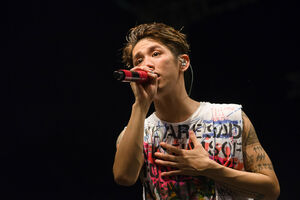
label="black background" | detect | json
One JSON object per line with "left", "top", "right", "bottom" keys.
{"left": 4, "top": 0, "right": 299, "bottom": 199}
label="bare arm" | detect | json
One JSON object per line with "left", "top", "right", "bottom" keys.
{"left": 207, "top": 112, "right": 280, "bottom": 199}
{"left": 113, "top": 102, "right": 146, "bottom": 186}
{"left": 225, "top": 111, "right": 280, "bottom": 199}
{"left": 113, "top": 67, "right": 158, "bottom": 186}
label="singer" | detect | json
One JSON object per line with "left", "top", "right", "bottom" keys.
{"left": 113, "top": 23, "right": 280, "bottom": 200}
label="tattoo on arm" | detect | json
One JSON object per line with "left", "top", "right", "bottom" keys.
{"left": 249, "top": 144, "right": 274, "bottom": 173}
{"left": 246, "top": 124, "right": 260, "bottom": 145}
{"left": 242, "top": 111, "right": 259, "bottom": 146}
{"left": 226, "top": 111, "right": 278, "bottom": 199}
{"left": 242, "top": 112, "right": 275, "bottom": 173}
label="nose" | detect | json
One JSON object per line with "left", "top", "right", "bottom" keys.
{"left": 143, "top": 56, "right": 155, "bottom": 70}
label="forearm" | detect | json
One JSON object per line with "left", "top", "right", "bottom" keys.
{"left": 113, "top": 102, "right": 147, "bottom": 186}
{"left": 206, "top": 161, "right": 279, "bottom": 200}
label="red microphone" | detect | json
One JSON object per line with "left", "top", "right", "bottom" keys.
{"left": 113, "top": 69, "right": 149, "bottom": 83}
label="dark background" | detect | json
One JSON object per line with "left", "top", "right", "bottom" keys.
{"left": 4, "top": 0, "right": 299, "bottom": 199}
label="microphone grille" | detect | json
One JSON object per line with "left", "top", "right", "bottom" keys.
{"left": 113, "top": 71, "right": 125, "bottom": 81}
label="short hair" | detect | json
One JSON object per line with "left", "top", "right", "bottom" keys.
{"left": 122, "top": 22, "right": 190, "bottom": 67}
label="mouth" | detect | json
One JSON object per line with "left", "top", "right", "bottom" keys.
{"left": 153, "top": 72, "right": 160, "bottom": 77}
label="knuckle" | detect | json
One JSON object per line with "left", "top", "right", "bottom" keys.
{"left": 131, "top": 66, "right": 143, "bottom": 71}
{"left": 130, "top": 67, "right": 139, "bottom": 72}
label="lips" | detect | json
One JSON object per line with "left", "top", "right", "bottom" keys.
{"left": 153, "top": 72, "right": 160, "bottom": 77}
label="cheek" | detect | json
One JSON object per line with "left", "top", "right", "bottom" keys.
{"left": 159, "top": 63, "right": 179, "bottom": 86}
{"left": 158, "top": 57, "right": 178, "bottom": 72}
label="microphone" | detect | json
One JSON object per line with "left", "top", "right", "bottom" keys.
{"left": 113, "top": 69, "right": 149, "bottom": 83}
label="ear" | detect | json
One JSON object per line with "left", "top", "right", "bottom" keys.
{"left": 178, "top": 54, "right": 190, "bottom": 72}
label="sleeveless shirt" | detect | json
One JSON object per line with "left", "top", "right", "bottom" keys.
{"left": 140, "top": 102, "right": 252, "bottom": 200}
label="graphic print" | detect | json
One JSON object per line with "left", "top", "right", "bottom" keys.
{"left": 141, "top": 103, "right": 245, "bottom": 200}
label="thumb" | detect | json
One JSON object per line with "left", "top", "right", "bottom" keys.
{"left": 189, "top": 130, "right": 200, "bottom": 148}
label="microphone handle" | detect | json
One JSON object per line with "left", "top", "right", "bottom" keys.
{"left": 113, "top": 69, "right": 148, "bottom": 83}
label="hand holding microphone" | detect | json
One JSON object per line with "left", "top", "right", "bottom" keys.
{"left": 114, "top": 67, "right": 159, "bottom": 110}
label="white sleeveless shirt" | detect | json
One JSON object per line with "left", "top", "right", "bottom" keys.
{"left": 140, "top": 102, "right": 252, "bottom": 200}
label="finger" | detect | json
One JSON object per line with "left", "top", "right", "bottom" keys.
{"left": 160, "top": 142, "right": 182, "bottom": 155}
{"left": 130, "top": 82, "right": 141, "bottom": 93}
{"left": 130, "top": 81, "right": 147, "bottom": 97}
{"left": 161, "top": 170, "right": 183, "bottom": 177}
{"left": 189, "top": 130, "right": 200, "bottom": 147}
{"left": 147, "top": 71, "right": 158, "bottom": 79}
{"left": 131, "top": 66, "right": 153, "bottom": 73}
{"left": 130, "top": 66, "right": 144, "bottom": 72}
{"left": 154, "top": 152, "right": 177, "bottom": 162}
{"left": 154, "top": 159, "right": 179, "bottom": 168}
{"left": 130, "top": 67, "right": 158, "bottom": 83}
{"left": 130, "top": 81, "right": 137, "bottom": 92}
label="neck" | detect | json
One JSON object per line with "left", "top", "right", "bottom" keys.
{"left": 153, "top": 89, "right": 199, "bottom": 123}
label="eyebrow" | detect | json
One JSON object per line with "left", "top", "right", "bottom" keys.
{"left": 133, "top": 45, "right": 163, "bottom": 60}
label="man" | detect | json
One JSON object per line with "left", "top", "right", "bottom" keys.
{"left": 113, "top": 22, "right": 280, "bottom": 200}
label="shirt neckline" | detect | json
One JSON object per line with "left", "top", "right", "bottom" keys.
{"left": 152, "top": 102, "right": 206, "bottom": 125}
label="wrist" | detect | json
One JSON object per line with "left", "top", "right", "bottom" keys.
{"left": 132, "top": 101, "right": 150, "bottom": 117}
{"left": 204, "top": 159, "right": 224, "bottom": 179}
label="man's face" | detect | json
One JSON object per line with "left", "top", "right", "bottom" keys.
{"left": 132, "top": 38, "right": 181, "bottom": 95}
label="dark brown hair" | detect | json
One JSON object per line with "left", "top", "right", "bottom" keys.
{"left": 122, "top": 22, "right": 190, "bottom": 67}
